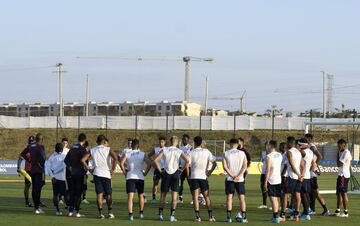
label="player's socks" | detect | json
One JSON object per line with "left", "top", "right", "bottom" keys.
{"left": 208, "top": 210, "right": 213, "bottom": 218}
{"left": 280, "top": 211, "right": 285, "bottom": 217}
{"left": 159, "top": 208, "right": 164, "bottom": 215}
{"left": 226, "top": 210, "right": 231, "bottom": 219}
{"left": 321, "top": 204, "right": 328, "bottom": 212}
{"left": 98, "top": 208, "right": 103, "bottom": 216}
{"left": 195, "top": 210, "right": 200, "bottom": 218}
{"left": 241, "top": 211, "right": 247, "bottom": 219}
{"left": 170, "top": 208, "right": 176, "bottom": 216}
{"left": 152, "top": 194, "right": 156, "bottom": 200}
{"left": 273, "top": 212, "right": 278, "bottom": 218}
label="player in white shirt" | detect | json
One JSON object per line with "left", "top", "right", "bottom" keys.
{"left": 334, "top": 139, "right": 352, "bottom": 218}
{"left": 279, "top": 142, "right": 289, "bottom": 221}
{"left": 81, "top": 135, "right": 118, "bottom": 219}
{"left": 148, "top": 136, "right": 167, "bottom": 204}
{"left": 120, "top": 139, "right": 151, "bottom": 221}
{"left": 154, "top": 136, "right": 189, "bottom": 222}
{"left": 263, "top": 140, "right": 283, "bottom": 224}
{"left": 259, "top": 141, "right": 271, "bottom": 209}
{"left": 223, "top": 138, "right": 248, "bottom": 223}
{"left": 297, "top": 139, "right": 313, "bottom": 221}
{"left": 304, "top": 134, "right": 329, "bottom": 216}
{"left": 46, "top": 142, "right": 69, "bottom": 216}
{"left": 178, "top": 134, "right": 193, "bottom": 203}
{"left": 118, "top": 138, "right": 133, "bottom": 160}
{"left": 283, "top": 137, "right": 304, "bottom": 222}
{"left": 189, "top": 136, "right": 217, "bottom": 222}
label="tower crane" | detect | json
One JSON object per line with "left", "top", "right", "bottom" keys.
{"left": 210, "top": 90, "right": 246, "bottom": 114}
{"left": 77, "top": 55, "right": 214, "bottom": 102}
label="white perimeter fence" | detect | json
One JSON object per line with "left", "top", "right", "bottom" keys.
{"left": 0, "top": 115, "right": 357, "bottom": 130}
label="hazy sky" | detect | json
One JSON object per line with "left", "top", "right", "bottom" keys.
{"left": 1, "top": 0, "right": 359, "bottom": 114}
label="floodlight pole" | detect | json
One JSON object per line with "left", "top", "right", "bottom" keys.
{"left": 321, "top": 71, "right": 326, "bottom": 119}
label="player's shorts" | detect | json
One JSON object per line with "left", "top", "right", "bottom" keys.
{"left": 161, "top": 171, "right": 180, "bottom": 193}
{"left": 268, "top": 183, "right": 282, "bottom": 197}
{"left": 25, "top": 177, "right": 31, "bottom": 185}
{"left": 52, "top": 179, "right": 67, "bottom": 196}
{"left": 281, "top": 176, "right": 289, "bottom": 193}
{"left": 225, "top": 180, "right": 245, "bottom": 195}
{"left": 93, "top": 175, "right": 112, "bottom": 195}
{"left": 180, "top": 167, "right": 189, "bottom": 181}
{"left": 301, "top": 179, "right": 311, "bottom": 193}
{"left": 336, "top": 176, "right": 350, "bottom": 193}
{"left": 260, "top": 174, "right": 266, "bottom": 192}
{"left": 287, "top": 178, "right": 302, "bottom": 193}
{"left": 126, "top": 179, "right": 145, "bottom": 194}
{"left": 190, "top": 179, "right": 209, "bottom": 192}
{"left": 310, "top": 177, "right": 319, "bottom": 190}
{"left": 153, "top": 168, "right": 164, "bottom": 181}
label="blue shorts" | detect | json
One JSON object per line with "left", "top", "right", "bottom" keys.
{"left": 126, "top": 179, "right": 144, "bottom": 194}
{"left": 190, "top": 179, "right": 209, "bottom": 192}
{"left": 153, "top": 168, "right": 163, "bottom": 181}
{"left": 301, "top": 179, "right": 311, "bottom": 193}
{"left": 287, "top": 178, "right": 302, "bottom": 193}
{"left": 161, "top": 171, "right": 180, "bottom": 193}
{"left": 310, "top": 177, "right": 319, "bottom": 190}
{"left": 336, "top": 176, "right": 349, "bottom": 193}
{"left": 268, "top": 183, "right": 282, "bottom": 197}
{"left": 225, "top": 180, "right": 245, "bottom": 195}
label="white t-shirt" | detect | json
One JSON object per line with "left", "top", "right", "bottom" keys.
{"left": 163, "top": 146, "right": 183, "bottom": 174}
{"left": 287, "top": 147, "right": 302, "bottom": 180}
{"left": 261, "top": 150, "right": 267, "bottom": 174}
{"left": 303, "top": 148, "right": 314, "bottom": 179}
{"left": 189, "top": 147, "right": 216, "bottom": 180}
{"left": 309, "top": 143, "right": 318, "bottom": 178}
{"left": 179, "top": 144, "right": 192, "bottom": 167}
{"left": 119, "top": 147, "right": 132, "bottom": 158}
{"left": 154, "top": 146, "right": 166, "bottom": 169}
{"left": 224, "top": 148, "right": 246, "bottom": 182}
{"left": 267, "top": 151, "right": 283, "bottom": 185}
{"left": 338, "top": 149, "right": 352, "bottom": 178}
{"left": 125, "top": 150, "right": 145, "bottom": 180}
{"left": 281, "top": 151, "right": 288, "bottom": 177}
{"left": 90, "top": 145, "right": 112, "bottom": 179}
{"left": 310, "top": 154, "right": 318, "bottom": 178}
{"left": 63, "top": 147, "right": 70, "bottom": 155}
{"left": 46, "top": 151, "right": 67, "bottom": 181}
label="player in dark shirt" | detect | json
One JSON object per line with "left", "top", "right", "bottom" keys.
{"left": 22, "top": 133, "right": 46, "bottom": 214}
{"left": 238, "top": 137, "right": 252, "bottom": 178}
{"left": 64, "top": 133, "right": 88, "bottom": 217}
{"left": 17, "top": 135, "right": 35, "bottom": 207}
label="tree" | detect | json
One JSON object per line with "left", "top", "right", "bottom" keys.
{"left": 263, "top": 105, "right": 283, "bottom": 117}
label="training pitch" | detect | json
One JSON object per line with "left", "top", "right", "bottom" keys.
{"left": 0, "top": 174, "right": 359, "bottom": 226}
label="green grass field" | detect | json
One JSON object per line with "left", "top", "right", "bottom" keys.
{"left": 0, "top": 174, "right": 359, "bottom": 226}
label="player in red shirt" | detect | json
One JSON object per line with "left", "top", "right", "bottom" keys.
{"left": 17, "top": 135, "right": 35, "bottom": 207}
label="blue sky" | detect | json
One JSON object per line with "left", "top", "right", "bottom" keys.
{"left": 0, "top": 0, "right": 359, "bottom": 113}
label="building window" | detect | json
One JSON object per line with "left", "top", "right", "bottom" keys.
{"left": 129, "top": 106, "right": 132, "bottom": 110}
{"left": 93, "top": 106, "right": 96, "bottom": 111}
{"left": 166, "top": 106, "right": 170, "bottom": 111}
{"left": 50, "top": 107, "right": 54, "bottom": 111}
{"left": 158, "top": 106, "right": 162, "bottom": 110}
{"left": 120, "top": 106, "right": 123, "bottom": 111}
